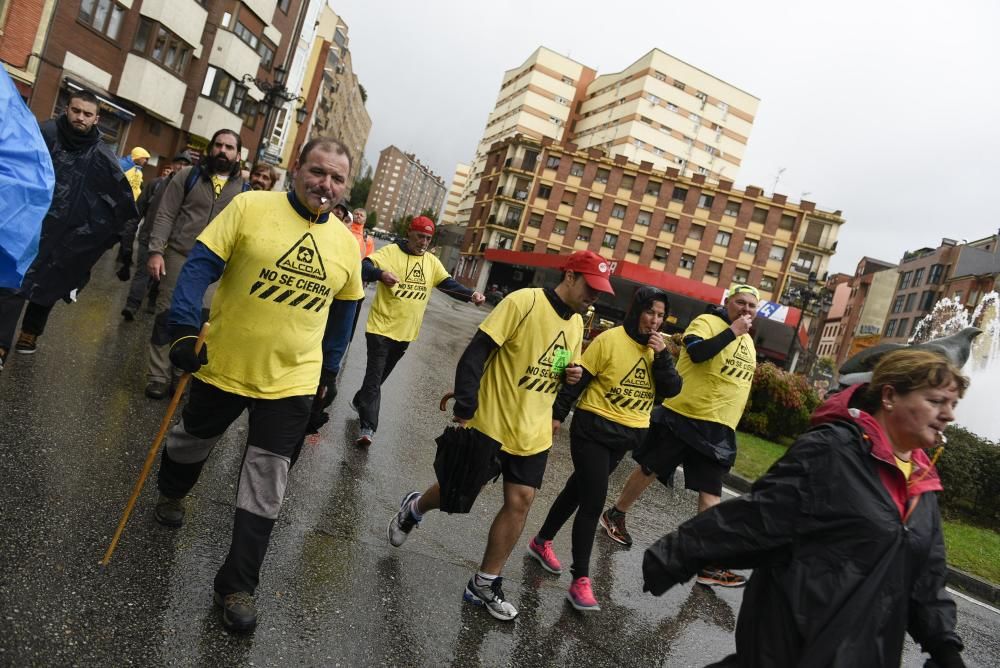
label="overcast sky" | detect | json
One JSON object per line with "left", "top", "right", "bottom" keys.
{"left": 332, "top": 0, "right": 1000, "bottom": 274}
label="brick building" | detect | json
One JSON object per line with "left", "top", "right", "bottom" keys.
{"left": 0, "top": 0, "right": 57, "bottom": 98}
{"left": 454, "top": 134, "right": 843, "bottom": 309}
{"left": 833, "top": 257, "right": 898, "bottom": 368}
{"left": 366, "top": 145, "right": 447, "bottom": 227}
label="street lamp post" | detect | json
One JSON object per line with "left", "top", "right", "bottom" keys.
{"left": 781, "top": 272, "right": 833, "bottom": 373}
{"left": 242, "top": 66, "right": 309, "bottom": 165}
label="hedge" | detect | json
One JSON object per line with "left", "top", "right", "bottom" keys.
{"left": 936, "top": 425, "right": 1000, "bottom": 527}
{"left": 738, "top": 362, "right": 821, "bottom": 442}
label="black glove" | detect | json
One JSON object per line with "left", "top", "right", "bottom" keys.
{"left": 168, "top": 326, "right": 207, "bottom": 373}
{"left": 925, "top": 643, "right": 965, "bottom": 668}
{"left": 642, "top": 548, "right": 680, "bottom": 596}
{"left": 116, "top": 263, "right": 131, "bottom": 282}
{"left": 305, "top": 369, "right": 338, "bottom": 435}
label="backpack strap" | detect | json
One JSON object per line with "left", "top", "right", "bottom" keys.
{"left": 183, "top": 166, "right": 202, "bottom": 196}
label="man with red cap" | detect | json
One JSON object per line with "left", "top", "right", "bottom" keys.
{"left": 351, "top": 215, "right": 485, "bottom": 446}
{"left": 386, "top": 250, "right": 615, "bottom": 622}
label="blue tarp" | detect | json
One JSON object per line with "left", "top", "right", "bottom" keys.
{"left": 0, "top": 69, "right": 54, "bottom": 289}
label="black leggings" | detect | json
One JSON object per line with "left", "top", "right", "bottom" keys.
{"left": 537, "top": 412, "right": 634, "bottom": 578}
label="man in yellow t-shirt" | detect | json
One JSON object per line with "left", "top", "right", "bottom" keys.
{"left": 350, "top": 215, "right": 485, "bottom": 447}
{"left": 153, "top": 138, "right": 363, "bottom": 634}
{"left": 602, "top": 284, "right": 759, "bottom": 589}
{"left": 386, "top": 250, "right": 615, "bottom": 622}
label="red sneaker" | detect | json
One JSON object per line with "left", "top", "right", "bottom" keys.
{"left": 567, "top": 576, "right": 600, "bottom": 611}
{"left": 526, "top": 537, "right": 562, "bottom": 574}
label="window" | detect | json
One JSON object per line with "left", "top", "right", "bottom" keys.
{"left": 258, "top": 40, "right": 276, "bottom": 70}
{"left": 795, "top": 251, "right": 816, "bottom": 272}
{"left": 585, "top": 197, "right": 601, "bottom": 213}
{"left": 673, "top": 79, "right": 686, "bottom": 90}
{"left": 679, "top": 254, "right": 695, "bottom": 270}
{"left": 595, "top": 168, "right": 610, "bottom": 184}
{"left": 689, "top": 112, "right": 700, "bottom": 123}
{"left": 521, "top": 241, "right": 535, "bottom": 253}
{"left": 241, "top": 99, "right": 258, "bottom": 129}
{"left": 577, "top": 226, "right": 592, "bottom": 242}
{"left": 671, "top": 186, "right": 688, "bottom": 202}
{"left": 203, "top": 66, "right": 248, "bottom": 114}
{"left": 234, "top": 21, "right": 259, "bottom": 50}
{"left": 570, "top": 162, "right": 585, "bottom": 177}
{"left": 899, "top": 271, "right": 912, "bottom": 289}
{"left": 885, "top": 320, "right": 898, "bottom": 337}
{"left": 537, "top": 184, "right": 551, "bottom": 199}
{"left": 620, "top": 174, "right": 635, "bottom": 191}
{"left": 555, "top": 96, "right": 569, "bottom": 105}
{"left": 928, "top": 264, "right": 944, "bottom": 284}
{"left": 602, "top": 232, "right": 618, "bottom": 249}
{"left": 636, "top": 210, "right": 652, "bottom": 227}
{"left": 912, "top": 267, "right": 925, "bottom": 286}
{"left": 904, "top": 293, "right": 917, "bottom": 312}
{"left": 645, "top": 180, "right": 661, "bottom": 197}
{"left": 545, "top": 155, "right": 561, "bottom": 169}
{"left": 560, "top": 190, "right": 576, "bottom": 206}
{"left": 706, "top": 261, "right": 722, "bottom": 277}
{"left": 654, "top": 246, "right": 668, "bottom": 262}
{"left": 527, "top": 213, "right": 542, "bottom": 228}
{"left": 779, "top": 214, "right": 796, "bottom": 230}
{"left": 278, "top": 0, "right": 291, "bottom": 11}
{"left": 79, "top": 0, "right": 126, "bottom": 40}
{"left": 891, "top": 295, "right": 905, "bottom": 313}
{"left": 646, "top": 93, "right": 659, "bottom": 104}
{"left": 667, "top": 102, "right": 678, "bottom": 112}
{"left": 724, "top": 200, "right": 740, "bottom": 216}
{"left": 760, "top": 276, "right": 776, "bottom": 292}
{"left": 553, "top": 219, "right": 568, "bottom": 235}
{"left": 688, "top": 224, "right": 704, "bottom": 241}
{"left": 134, "top": 20, "right": 192, "bottom": 75}
{"left": 522, "top": 151, "right": 538, "bottom": 171}
{"left": 920, "top": 290, "right": 937, "bottom": 311}
{"left": 733, "top": 268, "right": 749, "bottom": 284}
{"left": 742, "top": 238, "right": 758, "bottom": 254}
{"left": 611, "top": 203, "right": 626, "bottom": 219}
{"left": 715, "top": 231, "right": 732, "bottom": 247}
{"left": 663, "top": 217, "right": 678, "bottom": 233}
{"left": 911, "top": 319, "right": 923, "bottom": 336}
{"left": 769, "top": 245, "right": 786, "bottom": 262}
{"left": 504, "top": 206, "right": 523, "bottom": 226}
{"left": 698, "top": 194, "right": 714, "bottom": 209}
{"left": 628, "top": 239, "right": 643, "bottom": 254}
{"left": 751, "top": 208, "right": 768, "bottom": 223}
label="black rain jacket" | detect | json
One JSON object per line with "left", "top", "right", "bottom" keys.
{"left": 19, "top": 118, "right": 137, "bottom": 306}
{"left": 642, "top": 384, "right": 962, "bottom": 667}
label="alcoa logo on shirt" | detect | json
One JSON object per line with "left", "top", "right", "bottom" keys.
{"left": 604, "top": 357, "right": 655, "bottom": 411}
{"left": 516, "top": 332, "right": 569, "bottom": 394}
{"left": 246, "top": 233, "right": 332, "bottom": 311}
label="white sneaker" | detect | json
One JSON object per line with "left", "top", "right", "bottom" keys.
{"left": 463, "top": 576, "right": 518, "bottom": 621}
{"left": 387, "top": 491, "right": 421, "bottom": 547}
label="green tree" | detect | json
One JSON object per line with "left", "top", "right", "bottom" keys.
{"left": 365, "top": 210, "right": 377, "bottom": 230}
{"left": 348, "top": 174, "right": 371, "bottom": 210}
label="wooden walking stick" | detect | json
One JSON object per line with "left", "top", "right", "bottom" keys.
{"left": 99, "top": 323, "right": 209, "bottom": 568}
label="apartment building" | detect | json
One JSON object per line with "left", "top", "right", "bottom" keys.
{"left": 833, "top": 257, "right": 898, "bottom": 368}
{"left": 454, "top": 47, "right": 757, "bottom": 230}
{"left": 454, "top": 134, "right": 843, "bottom": 307}
{"left": 883, "top": 232, "right": 1000, "bottom": 343}
{"left": 366, "top": 145, "right": 447, "bottom": 226}
{"left": 0, "top": 0, "right": 58, "bottom": 97}
{"left": 440, "top": 163, "right": 470, "bottom": 226}
{"left": 20, "top": 0, "right": 312, "bottom": 170}
{"left": 285, "top": 3, "right": 369, "bottom": 182}
{"left": 813, "top": 275, "right": 852, "bottom": 360}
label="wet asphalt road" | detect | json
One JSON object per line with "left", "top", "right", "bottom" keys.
{"left": 1, "top": 252, "right": 998, "bottom": 667}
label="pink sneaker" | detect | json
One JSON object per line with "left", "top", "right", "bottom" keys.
{"left": 567, "top": 576, "right": 600, "bottom": 611}
{"left": 526, "top": 537, "right": 562, "bottom": 574}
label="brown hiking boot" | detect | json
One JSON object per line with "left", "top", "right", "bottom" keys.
{"left": 213, "top": 591, "right": 257, "bottom": 633}
{"left": 154, "top": 495, "right": 185, "bottom": 527}
{"left": 14, "top": 332, "right": 37, "bottom": 354}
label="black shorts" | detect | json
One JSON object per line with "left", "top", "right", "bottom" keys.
{"left": 498, "top": 449, "right": 550, "bottom": 489}
{"left": 632, "top": 411, "right": 731, "bottom": 497}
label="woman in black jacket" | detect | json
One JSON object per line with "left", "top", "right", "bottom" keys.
{"left": 525, "top": 287, "right": 682, "bottom": 611}
{"left": 642, "top": 348, "right": 968, "bottom": 667}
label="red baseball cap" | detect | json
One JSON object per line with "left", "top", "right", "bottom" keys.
{"left": 564, "top": 250, "right": 614, "bottom": 295}
{"left": 410, "top": 216, "right": 435, "bottom": 235}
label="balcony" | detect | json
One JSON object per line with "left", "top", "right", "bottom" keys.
{"left": 242, "top": 0, "right": 278, "bottom": 22}
{"left": 208, "top": 30, "right": 262, "bottom": 83}
{"left": 188, "top": 97, "right": 243, "bottom": 143}
{"left": 139, "top": 0, "right": 207, "bottom": 52}
{"left": 116, "top": 54, "right": 186, "bottom": 127}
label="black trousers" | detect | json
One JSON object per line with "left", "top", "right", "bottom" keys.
{"left": 156, "top": 377, "right": 312, "bottom": 595}
{"left": 353, "top": 333, "right": 409, "bottom": 432}
{"left": 537, "top": 411, "right": 636, "bottom": 578}
{"left": 0, "top": 288, "right": 54, "bottom": 349}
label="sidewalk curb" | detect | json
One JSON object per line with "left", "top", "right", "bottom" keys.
{"left": 722, "top": 472, "right": 1000, "bottom": 607}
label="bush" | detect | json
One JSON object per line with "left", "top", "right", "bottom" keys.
{"left": 738, "top": 362, "right": 821, "bottom": 441}
{"left": 936, "top": 425, "right": 1000, "bottom": 527}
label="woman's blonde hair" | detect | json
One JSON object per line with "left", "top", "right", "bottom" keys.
{"left": 859, "top": 348, "right": 969, "bottom": 412}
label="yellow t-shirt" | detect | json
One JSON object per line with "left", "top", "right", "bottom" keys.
{"left": 195, "top": 192, "right": 364, "bottom": 399}
{"left": 211, "top": 174, "right": 229, "bottom": 199}
{"left": 125, "top": 166, "right": 143, "bottom": 200}
{"left": 467, "top": 288, "right": 584, "bottom": 456}
{"left": 365, "top": 244, "right": 451, "bottom": 342}
{"left": 576, "top": 326, "right": 657, "bottom": 429}
{"left": 894, "top": 455, "right": 912, "bottom": 480}
{"left": 663, "top": 313, "right": 756, "bottom": 430}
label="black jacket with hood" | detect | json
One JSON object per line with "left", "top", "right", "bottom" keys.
{"left": 20, "top": 117, "right": 137, "bottom": 305}
{"left": 642, "top": 384, "right": 963, "bottom": 667}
